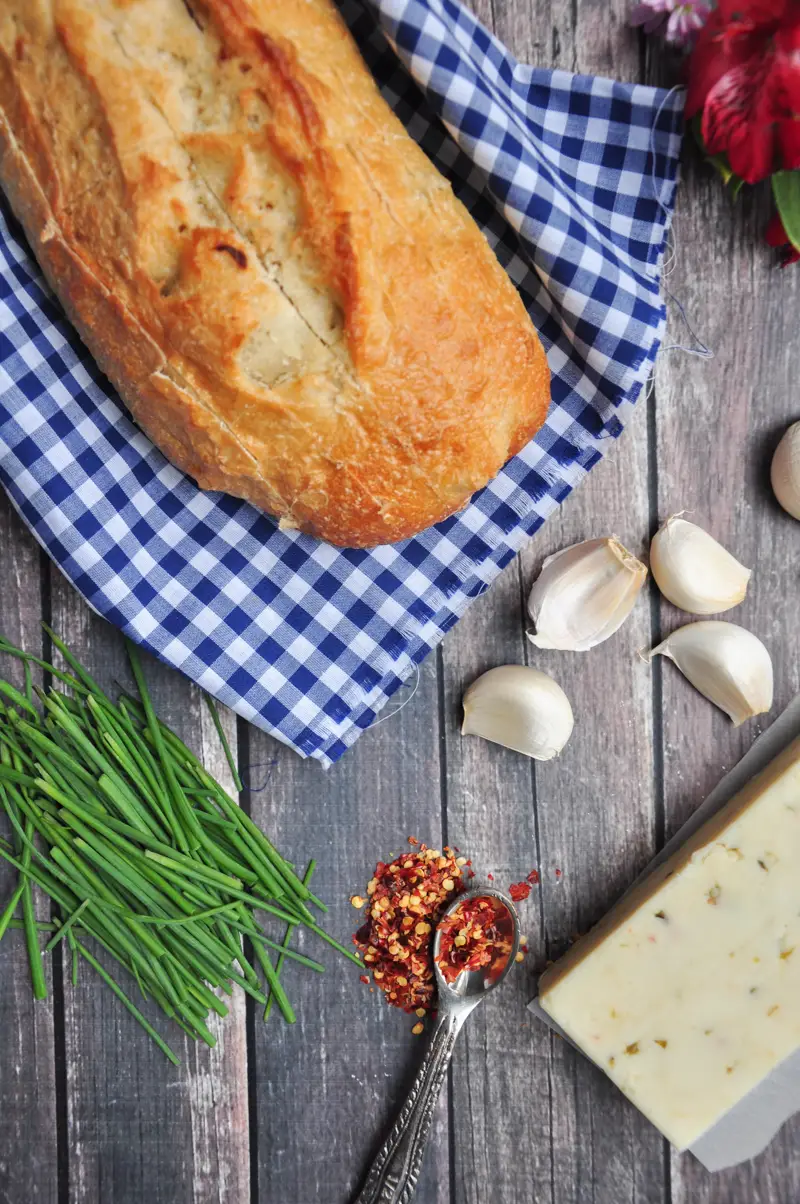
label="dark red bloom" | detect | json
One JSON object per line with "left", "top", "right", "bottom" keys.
{"left": 686, "top": 0, "right": 800, "bottom": 183}
{"left": 765, "top": 210, "right": 800, "bottom": 263}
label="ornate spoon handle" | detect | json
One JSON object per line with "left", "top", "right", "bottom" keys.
{"left": 354, "top": 1008, "right": 463, "bottom": 1204}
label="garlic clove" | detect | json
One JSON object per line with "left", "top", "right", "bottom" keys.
{"left": 771, "top": 422, "right": 800, "bottom": 521}
{"left": 461, "top": 665, "right": 574, "bottom": 760}
{"left": 649, "top": 516, "right": 751, "bottom": 615}
{"left": 646, "top": 621, "right": 773, "bottom": 726}
{"left": 527, "top": 537, "right": 647, "bottom": 652}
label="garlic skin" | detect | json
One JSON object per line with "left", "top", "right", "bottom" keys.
{"left": 771, "top": 422, "right": 800, "bottom": 520}
{"left": 527, "top": 537, "right": 647, "bottom": 652}
{"left": 649, "top": 516, "right": 751, "bottom": 615}
{"left": 461, "top": 665, "right": 574, "bottom": 760}
{"left": 647, "top": 621, "right": 773, "bottom": 726}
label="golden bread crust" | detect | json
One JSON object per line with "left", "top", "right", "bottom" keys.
{"left": 0, "top": 0, "right": 550, "bottom": 546}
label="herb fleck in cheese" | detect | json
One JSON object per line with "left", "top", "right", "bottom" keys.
{"left": 539, "top": 737, "right": 800, "bottom": 1150}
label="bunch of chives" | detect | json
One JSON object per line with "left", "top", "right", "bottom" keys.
{"left": 0, "top": 629, "right": 357, "bottom": 1063}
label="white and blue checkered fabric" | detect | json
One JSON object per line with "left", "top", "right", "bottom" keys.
{"left": 0, "top": 0, "right": 683, "bottom": 765}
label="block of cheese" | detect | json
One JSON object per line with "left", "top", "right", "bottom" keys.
{"left": 539, "top": 736, "right": 800, "bottom": 1151}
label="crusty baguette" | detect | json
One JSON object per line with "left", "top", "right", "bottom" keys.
{"left": 0, "top": 0, "right": 550, "bottom": 547}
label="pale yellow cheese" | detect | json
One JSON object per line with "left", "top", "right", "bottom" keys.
{"left": 539, "top": 736, "right": 800, "bottom": 1150}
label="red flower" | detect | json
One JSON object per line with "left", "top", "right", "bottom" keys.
{"left": 686, "top": 0, "right": 800, "bottom": 184}
{"left": 765, "top": 209, "right": 800, "bottom": 263}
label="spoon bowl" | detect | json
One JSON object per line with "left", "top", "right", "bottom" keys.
{"left": 433, "top": 886, "right": 520, "bottom": 1003}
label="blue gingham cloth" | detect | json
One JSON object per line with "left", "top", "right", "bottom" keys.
{"left": 0, "top": 0, "right": 683, "bottom": 765}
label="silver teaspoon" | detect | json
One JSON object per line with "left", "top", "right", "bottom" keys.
{"left": 353, "top": 885, "right": 521, "bottom": 1204}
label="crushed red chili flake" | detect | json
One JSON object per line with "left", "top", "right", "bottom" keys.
{"left": 359, "top": 975, "right": 370, "bottom": 985}
{"left": 555, "top": 868, "right": 563, "bottom": 880}
{"left": 435, "top": 895, "right": 514, "bottom": 986}
{"left": 353, "top": 842, "right": 465, "bottom": 1012}
{"left": 527, "top": 869, "right": 540, "bottom": 885}
{"left": 509, "top": 881, "right": 531, "bottom": 902}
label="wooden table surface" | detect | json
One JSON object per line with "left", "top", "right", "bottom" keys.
{"left": 2, "top": 2, "right": 800, "bottom": 1203}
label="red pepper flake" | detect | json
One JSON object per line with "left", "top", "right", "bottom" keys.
{"left": 554, "top": 868, "right": 563, "bottom": 880}
{"left": 487, "top": 873, "right": 494, "bottom": 881}
{"left": 359, "top": 975, "right": 370, "bottom": 985}
{"left": 407, "top": 836, "right": 419, "bottom": 846}
{"left": 353, "top": 840, "right": 465, "bottom": 1013}
{"left": 509, "top": 881, "right": 531, "bottom": 902}
{"left": 527, "top": 869, "right": 540, "bottom": 885}
{"left": 435, "top": 895, "right": 514, "bottom": 986}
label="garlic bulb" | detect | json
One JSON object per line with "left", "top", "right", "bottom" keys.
{"left": 647, "top": 621, "right": 773, "bottom": 726}
{"left": 461, "top": 665, "right": 574, "bottom": 760}
{"left": 771, "top": 422, "right": 800, "bottom": 520}
{"left": 527, "top": 537, "right": 647, "bottom": 652}
{"left": 649, "top": 516, "right": 751, "bottom": 614}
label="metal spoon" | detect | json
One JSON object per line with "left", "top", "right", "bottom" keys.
{"left": 354, "top": 886, "right": 521, "bottom": 1204}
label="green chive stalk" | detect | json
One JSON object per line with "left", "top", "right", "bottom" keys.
{"left": 265, "top": 860, "right": 316, "bottom": 1022}
{"left": 0, "top": 628, "right": 347, "bottom": 1062}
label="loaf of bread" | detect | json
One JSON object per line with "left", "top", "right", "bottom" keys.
{"left": 0, "top": 0, "right": 550, "bottom": 547}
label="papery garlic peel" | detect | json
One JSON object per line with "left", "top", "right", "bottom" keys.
{"left": 649, "top": 516, "right": 751, "bottom": 615}
{"left": 647, "top": 621, "right": 773, "bottom": 726}
{"left": 527, "top": 537, "right": 647, "bottom": 652}
{"left": 461, "top": 665, "right": 574, "bottom": 760}
{"left": 771, "top": 422, "right": 800, "bottom": 521}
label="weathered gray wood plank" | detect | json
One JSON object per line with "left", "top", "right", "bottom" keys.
{"left": 0, "top": 493, "right": 58, "bottom": 1204}
{"left": 441, "top": 4, "right": 666, "bottom": 1204}
{"left": 439, "top": 557, "right": 553, "bottom": 1204}
{"left": 441, "top": 446, "right": 666, "bottom": 1204}
{"left": 522, "top": 444, "right": 666, "bottom": 1204}
{"left": 47, "top": 584, "right": 248, "bottom": 1204}
{"left": 248, "top": 659, "right": 449, "bottom": 1204}
{"left": 183, "top": 699, "right": 249, "bottom": 1204}
{"left": 434, "top": 7, "right": 558, "bottom": 1195}
{"left": 652, "top": 143, "right": 800, "bottom": 1202}
{"left": 494, "top": 0, "right": 641, "bottom": 78}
